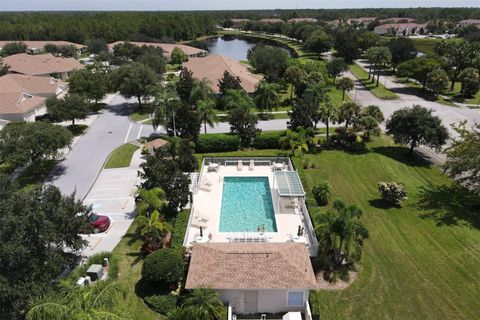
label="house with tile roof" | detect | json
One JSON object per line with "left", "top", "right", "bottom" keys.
{"left": 107, "top": 41, "right": 207, "bottom": 61}
{"left": 3, "top": 53, "right": 84, "bottom": 80}
{"left": 0, "top": 40, "right": 86, "bottom": 55}
{"left": 0, "top": 74, "right": 67, "bottom": 121}
{"left": 182, "top": 54, "right": 262, "bottom": 94}
{"left": 374, "top": 23, "right": 427, "bottom": 36}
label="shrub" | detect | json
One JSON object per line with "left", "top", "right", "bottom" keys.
{"left": 378, "top": 182, "right": 407, "bottom": 205}
{"left": 195, "top": 133, "right": 240, "bottom": 153}
{"left": 312, "top": 182, "right": 331, "bottom": 206}
{"left": 144, "top": 294, "right": 178, "bottom": 314}
{"left": 252, "top": 130, "right": 286, "bottom": 149}
{"left": 171, "top": 210, "right": 190, "bottom": 249}
{"left": 142, "top": 248, "right": 184, "bottom": 286}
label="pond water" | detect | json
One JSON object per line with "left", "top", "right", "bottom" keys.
{"left": 205, "top": 35, "right": 293, "bottom": 61}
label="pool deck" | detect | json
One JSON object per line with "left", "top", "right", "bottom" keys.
{"left": 184, "top": 162, "right": 318, "bottom": 256}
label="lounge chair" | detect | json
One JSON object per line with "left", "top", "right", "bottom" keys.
{"left": 199, "top": 184, "right": 211, "bottom": 192}
{"left": 191, "top": 219, "right": 208, "bottom": 229}
{"left": 237, "top": 160, "right": 243, "bottom": 171}
{"left": 203, "top": 177, "right": 214, "bottom": 187}
{"left": 194, "top": 210, "right": 210, "bottom": 222}
{"left": 249, "top": 159, "right": 254, "bottom": 171}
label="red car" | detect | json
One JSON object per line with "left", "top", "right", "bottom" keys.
{"left": 88, "top": 213, "right": 111, "bottom": 233}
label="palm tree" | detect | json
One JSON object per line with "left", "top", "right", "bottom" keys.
{"left": 254, "top": 81, "right": 280, "bottom": 117}
{"left": 338, "top": 102, "right": 361, "bottom": 131}
{"left": 189, "top": 78, "right": 213, "bottom": 106}
{"left": 312, "top": 181, "right": 332, "bottom": 206}
{"left": 136, "top": 188, "right": 167, "bottom": 218}
{"left": 136, "top": 210, "right": 171, "bottom": 238}
{"left": 27, "top": 281, "right": 130, "bottom": 320}
{"left": 197, "top": 98, "right": 218, "bottom": 134}
{"left": 280, "top": 126, "right": 315, "bottom": 158}
{"left": 315, "top": 199, "right": 369, "bottom": 266}
{"left": 166, "top": 308, "right": 186, "bottom": 320}
{"left": 335, "top": 77, "right": 355, "bottom": 101}
{"left": 317, "top": 102, "right": 338, "bottom": 146}
{"left": 151, "top": 87, "right": 180, "bottom": 135}
{"left": 222, "top": 89, "right": 255, "bottom": 110}
{"left": 182, "top": 289, "right": 224, "bottom": 320}
{"left": 366, "top": 46, "right": 392, "bottom": 87}
{"left": 284, "top": 65, "right": 307, "bottom": 99}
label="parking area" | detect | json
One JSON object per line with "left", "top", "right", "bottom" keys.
{"left": 81, "top": 149, "right": 143, "bottom": 256}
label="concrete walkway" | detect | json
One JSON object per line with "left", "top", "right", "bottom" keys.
{"left": 81, "top": 148, "right": 143, "bottom": 257}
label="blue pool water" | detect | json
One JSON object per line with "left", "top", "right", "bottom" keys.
{"left": 219, "top": 176, "right": 277, "bottom": 232}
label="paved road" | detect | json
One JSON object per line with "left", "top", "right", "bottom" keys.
{"left": 50, "top": 95, "right": 159, "bottom": 199}
{"left": 344, "top": 61, "right": 480, "bottom": 164}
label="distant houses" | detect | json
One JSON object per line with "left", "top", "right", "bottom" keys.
{"left": 0, "top": 40, "right": 86, "bottom": 55}
{"left": 183, "top": 54, "right": 262, "bottom": 94}
{"left": 459, "top": 19, "right": 480, "bottom": 27}
{"left": 374, "top": 23, "right": 427, "bottom": 36}
{"left": 0, "top": 74, "right": 67, "bottom": 121}
{"left": 3, "top": 53, "right": 84, "bottom": 80}
{"left": 107, "top": 41, "right": 207, "bottom": 60}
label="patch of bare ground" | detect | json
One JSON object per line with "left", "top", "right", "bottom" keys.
{"left": 316, "top": 270, "right": 358, "bottom": 290}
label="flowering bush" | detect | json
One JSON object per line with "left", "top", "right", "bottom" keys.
{"left": 378, "top": 182, "right": 407, "bottom": 205}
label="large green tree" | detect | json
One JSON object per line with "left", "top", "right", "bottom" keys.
{"left": 334, "top": 29, "right": 361, "bottom": 63}
{"left": 0, "top": 121, "right": 72, "bottom": 167}
{"left": 176, "top": 67, "right": 195, "bottom": 103}
{"left": 228, "top": 104, "right": 260, "bottom": 146}
{"left": 0, "top": 175, "right": 89, "bottom": 319}
{"left": 444, "top": 122, "right": 480, "bottom": 195}
{"left": 386, "top": 105, "right": 449, "bottom": 156}
{"left": 426, "top": 68, "right": 449, "bottom": 99}
{"left": 459, "top": 67, "right": 480, "bottom": 98}
{"left": 217, "top": 70, "right": 242, "bottom": 97}
{"left": 388, "top": 37, "right": 417, "bottom": 72}
{"left": 113, "top": 62, "right": 157, "bottom": 107}
{"left": 46, "top": 94, "right": 90, "bottom": 125}
{"left": 68, "top": 69, "right": 110, "bottom": 105}
{"left": 247, "top": 44, "right": 289, "bottom": 82}
{"left": 304, "top": 30, "right": 334, "bottom": 54}
{"left": 326, "top": 58, "right": 348, "bottom": 83}
{"left": 335, "top": 77, "right": 355, "bottom": 101}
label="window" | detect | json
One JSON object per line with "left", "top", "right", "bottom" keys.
{"left": 287, "top": 291, "right": 304, "bottom": 307}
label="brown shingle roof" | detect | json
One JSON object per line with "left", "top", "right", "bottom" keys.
{"left": 3, "top": 53, "right": 84, "bottom": 76}
{"left": 0, "top": 74, "right": 65, "bottom": 115}
{"left": 0, "top": 40, "right": 85, "bottom": 50}
{"left": 185, "top": 243, "right": 317, "bottom": 290}
{"left": 183, "top": 54, "right": 262, "bottom": 94}
{"left": 107, "top": 41, "right": 207, "bottom": 57}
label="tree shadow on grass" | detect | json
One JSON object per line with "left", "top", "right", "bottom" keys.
{"left": 372, "top": 146, "right": 431, "bottom": 168}
{"left": 135, "top": 277, "right": 171, "bottom": 299}
{"left": 368, "top": 198, "right": 402, "bottom": 210}
{"left": 127, "top": 251, "right": 144, "bottom": 267}
{"left": 416, "top": 184, "right": 480, "bottom": 229}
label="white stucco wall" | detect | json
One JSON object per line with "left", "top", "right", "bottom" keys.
{"left": 217, "top": 289, "right": 310, "bottom": 315}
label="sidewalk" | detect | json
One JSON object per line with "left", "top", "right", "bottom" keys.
{"left": 81, "top": 148, "right": 144, "bottom": 257}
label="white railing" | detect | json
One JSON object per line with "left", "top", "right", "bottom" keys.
{"left": 300, "top": 200, "right": 319, "bottom": 257}
{"left": 305, "top": 301, "right": 313, "bottom": 320}
{"left": 182, "top": 203, "right": 195, "bottom": 247}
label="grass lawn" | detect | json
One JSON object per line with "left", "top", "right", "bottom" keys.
{"left": 130, "top": 110, "right": 150, "bottom": 123}
{"left": 105, "top": 144, "right": 140, "bottom": 169}
{"left": 410, "top": 37, "right": 442, "bottom": 56}
{"left": 350, "top": 63, "right": 399, "bottom": 100}
{"left": 16, "top": 159, "right": 59, "bottom": 188}
{"left": 396, "top": 77, "right": 459, "bottom": 107}
{"left": 198, "top": 136, "right": 480, "bottom": 319}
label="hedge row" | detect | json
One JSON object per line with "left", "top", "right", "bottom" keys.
{"left": 195, "top": 131, "right": 286, "bottom": 153}
{"left": 171, "top": 210, "right": 190, "bottom": 249}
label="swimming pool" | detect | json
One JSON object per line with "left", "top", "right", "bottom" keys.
{"left": 219, "top": 176, "right": 277, "bottom": 232}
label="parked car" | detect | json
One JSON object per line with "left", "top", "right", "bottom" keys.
{"left": 88, "top": 213, "right": 111, "bottom": 233}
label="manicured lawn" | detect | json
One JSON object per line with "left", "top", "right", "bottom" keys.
{"left": 130, "top": 109, "right": 150, "bottom": 123}
{"left": 198, "top": 136, "right": 480, "bottom": 319}
{"left": 350, "top": 63, "right": 399, "bottom": 100}
{"left": 105, "top": 144, "right": 140, "bottom": 169}
{"left": 396, "top": 77, "right": 459, "bottom": 107}
{"left": 16, "top": 159, "right": 59, "bottom": 188}
{"left": 410, "top": 37, "right": 442, "bottom": 56}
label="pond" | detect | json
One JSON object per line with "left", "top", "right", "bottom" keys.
{"left": 205, "top": 35, "right": 294, "bottom": 61}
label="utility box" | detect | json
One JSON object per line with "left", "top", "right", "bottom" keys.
{"left": 86, "top": 264, "right": 103, "bottom": 281}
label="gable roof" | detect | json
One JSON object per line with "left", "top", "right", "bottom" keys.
{"left": 107, "top": 41, "right": 207, "bottom": 57}
{"left": 185, "top": 243, "right": 317, "bottom": 290}
{"left": 0, "top": 74, "right": 65, "bottom": 115}
{"left": 182, "top": 54, "right": 262, "bottom": 93}
{"left": 3, "top": 53, "right": 84, "bottom": 76}
{"left": 0, "top": 40, "right": 85, "bottom": 50}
